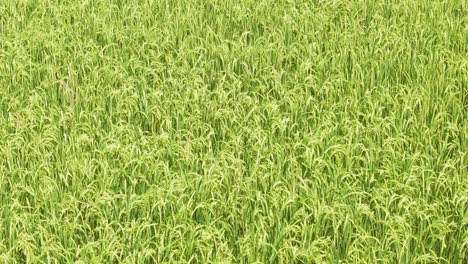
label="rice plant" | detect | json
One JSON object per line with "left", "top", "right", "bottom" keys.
{"left": 0, "top": 0, "right": 466, "bottom": 263}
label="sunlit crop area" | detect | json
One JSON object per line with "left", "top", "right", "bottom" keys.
{"left": 0, "top": 0, "right": 467, "bottom": 263}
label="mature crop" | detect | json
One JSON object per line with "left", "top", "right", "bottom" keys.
{"left": 0, "top": 0, "right": 466, "bottom": 263}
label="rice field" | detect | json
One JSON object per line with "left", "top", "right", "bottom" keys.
{"left": 0, "top": 0, "right": 467, "bottom": 263}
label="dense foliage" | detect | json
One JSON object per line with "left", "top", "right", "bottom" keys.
{"left": 0, "top": 0, "right": 466, "bottom": 263}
